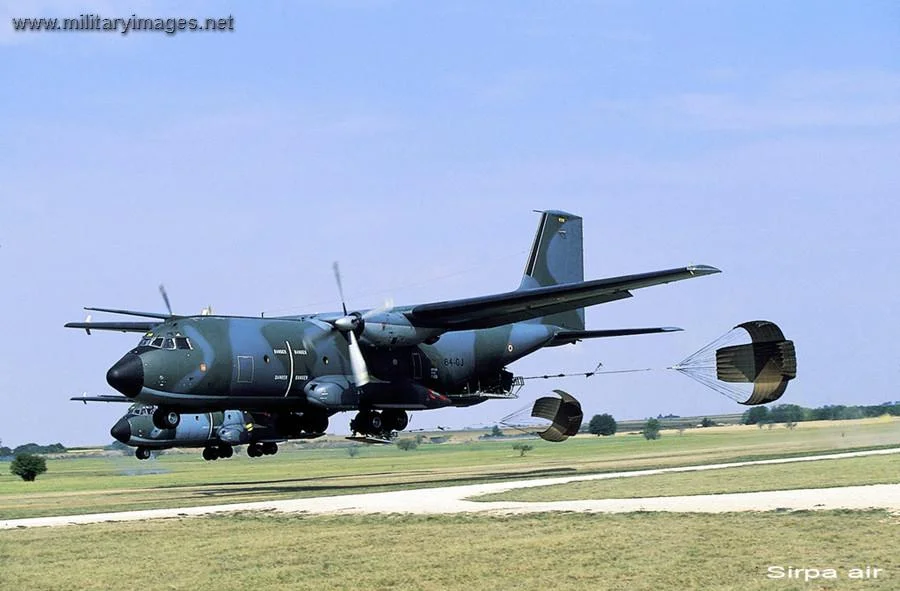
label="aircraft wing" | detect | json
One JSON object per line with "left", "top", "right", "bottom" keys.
{"left": 70, "top": 395, "right": 133, "bottom": 403}
{"left": 549, "top": 326, "right": 683, "bottom": 346}
{"left": 405, "top": 265, "right": 720, "bottom": 330}
{"left": 65, "top": 321, "right": 159, "bottom": 333}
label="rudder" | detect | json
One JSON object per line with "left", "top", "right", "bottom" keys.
{"left": 518, "top": 210, "right": 585, "bottom": 331}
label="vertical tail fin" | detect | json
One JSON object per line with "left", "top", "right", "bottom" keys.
{"left": 518, "top": 210, "right": 585, "bottom": 331}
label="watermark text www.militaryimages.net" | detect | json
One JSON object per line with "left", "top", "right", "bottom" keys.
{"left": 11, "top": 14, "right": 235, "bottom": 36}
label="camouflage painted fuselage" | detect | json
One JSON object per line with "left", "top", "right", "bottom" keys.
{"left": 111, "top": 404, "right": 275, "bottom": 450}
{"left": 117, "top": 314, "right": 551, "bottom": 413}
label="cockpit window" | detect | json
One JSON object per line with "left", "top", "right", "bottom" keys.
{"left": 163, "top": 338, "right": 175, "bottom": 350}
{"left": 126, "top": 404, "right": 153, "bottom": 416}
{"left": 151, "top": 337, "right": 164, "bottom": 348}
{"left": 175, "top": 337, "right": 192, "bottom": 350}
{"left": 138, "top": 337, "right": 152, "bottom": 347}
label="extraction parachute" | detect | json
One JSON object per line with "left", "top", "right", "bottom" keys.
{"left": 500, "top": 390, "right": 584, "bottom": 442}
{"left": 671, "top": 320, "right": 797, "bottom": 405}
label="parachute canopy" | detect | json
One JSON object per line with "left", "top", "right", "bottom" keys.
{"left": 530, "top": 390, "right": 584, "bottom": 442}
{"left": 673, "top": 320, "right": 796, "bottom": 405}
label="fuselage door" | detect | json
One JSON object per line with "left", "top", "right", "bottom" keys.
{"left": 412, "top": 352, "right": 422, "bottom": 380}
{"left": 237, "top": 355, "right": 255, "bottom": 384}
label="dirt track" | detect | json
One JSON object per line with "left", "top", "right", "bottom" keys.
{"left": 3, "top": 448, "right": 898, "bottom": 529}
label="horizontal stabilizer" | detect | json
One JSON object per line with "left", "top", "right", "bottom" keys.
{"left": 65, "top": 321, "right": 159, "bottom": 333}
{"left": 406, "top": 265, "right": 720, "bottom": 330}
{"left": 70, "top": 395, "right": 133, "bottom": 403}
{"left": 84, "top": 307, "right": 171, "bottom": 319}
{"left": 550, "top": 327, "right": 682, "bottom": 346}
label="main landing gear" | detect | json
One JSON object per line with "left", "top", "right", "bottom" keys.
{"left": 246, "top": 442, "right": 278, "bottom": 458}
{"left": 201, "top": 444, "right": 234, "bottom": 461}
{"left": 135, "top": 447, "right": 152, "bottom": 460}
{"left": 350, "top": 410, "right": 408, "bottom": 439}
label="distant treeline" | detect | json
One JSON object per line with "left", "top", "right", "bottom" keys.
{"left": 0, "top": 442, "right": 67, "bottom": 457}
{"left": 743, "top": 402, "right": 900, "bottom": 425}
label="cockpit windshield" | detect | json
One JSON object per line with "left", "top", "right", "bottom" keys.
{"left": 126, "top": 404, "right": 155, "bottom": 417}
{"left": 137, "top": 334, "right": 193, "bottom": 350}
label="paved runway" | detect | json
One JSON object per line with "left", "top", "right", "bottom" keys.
{"left": 3, "top": 448, "right": 899, "bottom": 529}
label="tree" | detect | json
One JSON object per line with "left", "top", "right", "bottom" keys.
{"left": 346, "top": 445, "right": 360, "bottom": 458}
{"left": 490, "top": 425, "right": 504, "bottom": 437}
{"left": 588, "top": 414, "right": 617, "bottom": 436}
{"left": 768, "top": 404, "right": 804, "bottom": 424}
{"left": 10, "top": 453, "right": 47, "bottom": 482}
{"left": 742, "top": 406, "right": 770, "bottom": 425}
{"left": 512, "top": 443, "right": 534, "bottom": 457}
{"left": 700, "top": 417, "right": 715, "bottom": 428}
{"left": 641, "top": 418, "right": 661, "bottom": 441}
{"left": 396, "top": 438, "right": 418, "bottom": 451}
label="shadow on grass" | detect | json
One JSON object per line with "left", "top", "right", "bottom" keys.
{"left": 174, "top": 467, "right": 580, "bottom": 499}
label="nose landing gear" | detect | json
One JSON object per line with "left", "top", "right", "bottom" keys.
{"left": 152, "top": 407, "right": 180, "bottom": 430}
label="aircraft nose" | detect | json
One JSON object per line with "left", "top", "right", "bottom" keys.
{"left": 110, "top": 418, "right": 131, "bottom": 443}
{"left": 106, "top": 353, "right": 144, "bottom": 397}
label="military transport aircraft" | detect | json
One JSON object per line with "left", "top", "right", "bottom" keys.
{"left": 67, "top": 210, "right": 720, "bottom": 443}
{"left": 103, "top": 402, "right": 313, "bottom": 460}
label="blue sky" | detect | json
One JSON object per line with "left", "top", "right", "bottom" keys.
{"left": 1, "top": 1, "right": 898, "bottom": 446}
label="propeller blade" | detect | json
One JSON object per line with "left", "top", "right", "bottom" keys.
{"left": 332, "top": 262, "right": 348, "bottom": 316}
{"left": 158, "top": 284, "right": 173, "bottom": 316}
{"left": 347, "top": 330, "right": 370, "bottom": 387}
{"left": 83, "top": 314, "right": 92, "bottom": 335}
{"left": 362, "top": 298, "right": 394, "bottom": 320}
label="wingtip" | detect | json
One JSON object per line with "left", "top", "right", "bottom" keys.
{"left": 661, "top": 327, "right": 684, "bottom": 332}
{"left": 687, "top": 264, "right": 722, "bottom": 276}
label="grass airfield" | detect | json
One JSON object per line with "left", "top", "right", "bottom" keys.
{"left": 1, "top": 417, "right": 899, "bottom": 590}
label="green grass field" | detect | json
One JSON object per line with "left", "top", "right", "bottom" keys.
{"left": 475, "top": 452, "right": 900, "bottom": 502}
{"left": 2, "top": 417, "right": 898, "bottom": 519}
{"left": 1, "top": 511, "right": 897, "bottom": 590}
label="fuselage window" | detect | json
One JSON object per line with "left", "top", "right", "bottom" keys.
{"left": 163, "top": 338, "right": 175, "bottom": 350}
{"left": 175, "top": 337, "right": 192, "bottom": 350}
{"left": 151, "top": 337, "right": 164, "bottom": 348}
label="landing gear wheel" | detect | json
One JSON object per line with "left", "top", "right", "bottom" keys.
{"left": 218, "top": 445, "right": 233, "bottom": 459}
{"left": 302, "top": 412, "right": 329, "bottom": 434}
{"left": 247, "top": 443, "right": 262, "bottom": 458}
{"left": 153, "top": 408, "right": 180, "bottom": 430}
{"left": 202, "top": 446, "right": 219, "bottom": 461}
{"left": 351, "top": 411, "right": 386, "bottom": 436}
{"left": 135, "top": 447, "right": 151, "bottom": 460}
{"left": 382, "top": 410, "right": 409, "bottom": 432}
{"left": 261, "top": 442, "right": 278, "bottom": 456}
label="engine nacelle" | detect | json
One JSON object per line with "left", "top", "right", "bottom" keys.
{"left": 359, "top": 311, "right": 442, "bottom": 348}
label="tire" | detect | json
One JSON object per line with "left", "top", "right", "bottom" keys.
{"left": 135, "top": 447, "right": 151, "bottom": 460}
{"left": 303, "top": 412, "right": 329, "bottom": 434}
{"left": 383, "top": 411, "right": 409, "bottom": 432}
{"left": 153, "top": 408, "right": 180, "bottom": 430}
{"left": 218, "top": 445, "right": 233, "bottom": 459}
{"left": 369, "top": 413, "right": 383, "bottom": 433}
{"left": 247, "top": 444, "right": 261, "bottom": 458}
{"left": 202, "top": 447, "right": 219, "bottom": 461}
{"left": 261, "top": 442, "right": 278, "bottom": 456}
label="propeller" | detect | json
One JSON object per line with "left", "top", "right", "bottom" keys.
{"left": 325, "top": 261, "right": 393, "bottom": 387}
{"left": 332, "top": 262, "right": 348, "bottom": 316}
{"left": 158, "top": 284, "right": 173, "bottom": 316}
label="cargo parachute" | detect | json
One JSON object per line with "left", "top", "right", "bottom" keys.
{"left": 671, "top": 320, "right": 797, "bottom": 405}
{"left": 499, "top": 389, "right": 584, "bottom": 442}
